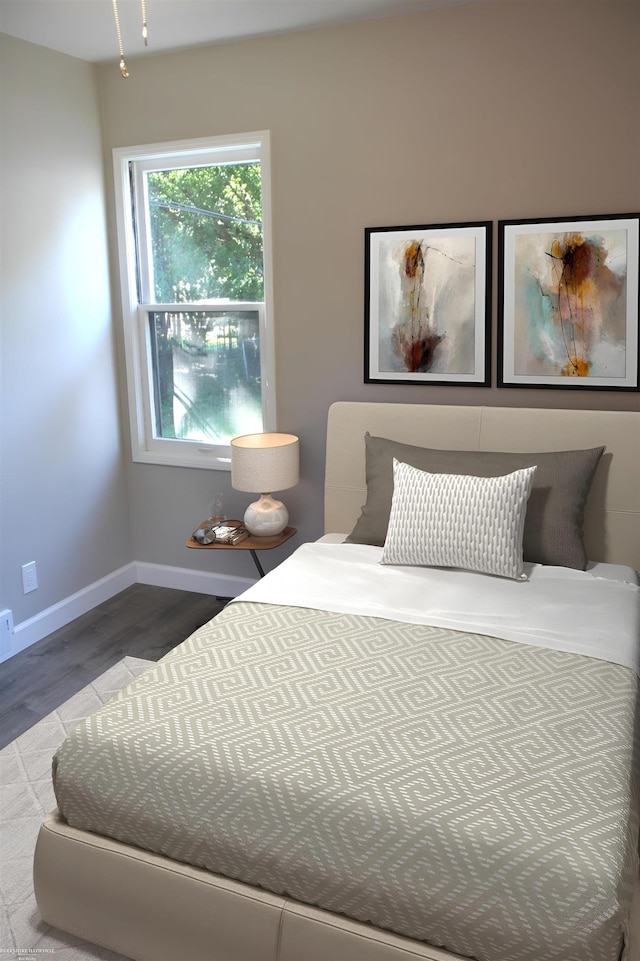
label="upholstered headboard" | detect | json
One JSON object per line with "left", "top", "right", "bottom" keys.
{"left": 324, "top": 402, "right": 640, "bottom": 568}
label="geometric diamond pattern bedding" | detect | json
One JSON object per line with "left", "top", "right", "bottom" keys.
{"left": 52, "top": 601, "right": 639, "bottom": 961}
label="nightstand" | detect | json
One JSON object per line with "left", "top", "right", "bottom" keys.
{"left": 186, "top": 521, "right": 296, "bottom": 577}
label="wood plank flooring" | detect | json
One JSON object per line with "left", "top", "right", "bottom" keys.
{"left": 0, "top": 584, "right": 225, "bottom": 749}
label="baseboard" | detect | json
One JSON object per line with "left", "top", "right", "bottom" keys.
{"left": 134, "top": 561, "right": 253, "bottom": 598}
{"left": 1, "top": 563, "right": 138, "bottom": 665}
{"left": 0, "top": 563, "right": 254, "bottom": 665}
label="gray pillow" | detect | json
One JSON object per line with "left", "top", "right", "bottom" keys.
{"left": 345, "top": 434, "right": 604, "bottom": 570}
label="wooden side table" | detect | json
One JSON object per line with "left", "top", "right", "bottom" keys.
{"left": 186, "top": 521, "right": 296, "bottom": 577}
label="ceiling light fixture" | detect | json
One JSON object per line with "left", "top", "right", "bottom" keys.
{"left": 111, "top": 0, "right": 149, "bottom": 78}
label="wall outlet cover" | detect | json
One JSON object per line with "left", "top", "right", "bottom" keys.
{"left": 22, "top": 561, "right": 38, "bottom": 594}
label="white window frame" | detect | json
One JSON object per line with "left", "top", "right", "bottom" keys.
{"left": 113, "top": 132, "right": 276, "bottom": 470}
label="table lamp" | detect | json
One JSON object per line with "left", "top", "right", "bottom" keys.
{"left": 230, "top": 433, "right": 299, "bottom": 537}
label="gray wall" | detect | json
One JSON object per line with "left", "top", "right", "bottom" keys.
{"left": 1, "top": 0, "right": 638, "bottom": 653}
{"left": 98, "top": 0, "right": 639, "bottom": 579}
{"left": 0, "top": 36, "right": 132, "bottom": 643}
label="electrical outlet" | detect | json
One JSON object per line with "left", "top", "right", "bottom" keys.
{"left": 0, "top": 609, "right": 14, "bottom": 656}
{"left": 22, "top": 561, "right": 38, "bottom": 594}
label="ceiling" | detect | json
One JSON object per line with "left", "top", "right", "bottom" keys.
{"left": 0, "top": 0, "right": 486, "bottom": 66}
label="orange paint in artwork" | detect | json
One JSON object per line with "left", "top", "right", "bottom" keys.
{"left": 561, "top": 357, "right": 591, "bottom": 377}
{"left": 403, "top": 242, "right": 424, "bottom": 279}
{"left": 549, "top": 232, "right": 616, "bottom": 376}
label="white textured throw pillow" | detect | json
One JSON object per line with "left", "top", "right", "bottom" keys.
{"left": 382, "top": 460, "right": 537, "bottom": 579}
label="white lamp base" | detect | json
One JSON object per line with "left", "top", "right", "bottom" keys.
{"left": 244, "top": 493, "right": 289, "bottom": 537}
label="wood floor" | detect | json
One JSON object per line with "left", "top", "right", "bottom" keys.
{"left": 0, "top": 584, "right": 225, "bottom": 749}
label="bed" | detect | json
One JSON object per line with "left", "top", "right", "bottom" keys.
{"left": 34, "top": 402, "right": 640, "bottom": 961}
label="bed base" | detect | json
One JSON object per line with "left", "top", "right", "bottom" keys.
{"left": 33, "top": 810, "right": 640, "bottom": 961}
{"left": 35, "top": 810, "right": 457, "bottom": 961}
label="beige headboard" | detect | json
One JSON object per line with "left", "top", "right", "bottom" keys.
{"left": 325, "top": 402, "right": 640, "bottom": 568}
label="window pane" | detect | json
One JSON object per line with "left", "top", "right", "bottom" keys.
{"left": 146, "top": 163, "right": 264, "bottom": 303}
{"left": 149, "top": 310, "right": 262, "bottom": 443}
{"left": 115, "top": 133, "right": 273, "bottom": 468}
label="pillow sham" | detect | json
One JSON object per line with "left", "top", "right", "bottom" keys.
{"left": 346, "top": 434, "right": 604, "bottom": 570}
{"left": 381, "top": 460, "right": 537, "bottom": 579}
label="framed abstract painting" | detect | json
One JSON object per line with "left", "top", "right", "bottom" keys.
{"left": 498, "top": 213, "right": 639, "bottom": 390}
{"left": 364, "top": 221, "right": 491, "bottom": 385}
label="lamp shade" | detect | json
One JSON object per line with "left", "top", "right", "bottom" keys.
{"left": 231, "top": 433, "right": 299, "bottom": 493}
{"left": 230, "top": 433, "right": 299, "bottom": 537}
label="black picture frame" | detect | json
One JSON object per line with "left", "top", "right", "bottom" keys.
{"left": 364, "top": 221, "right": 492, "bottom": 386}
{"left": 498, "top": 212, "right": 639, "bottom": 390}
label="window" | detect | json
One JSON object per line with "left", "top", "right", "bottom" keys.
{"left": 113, "top": 132, "right": 275, "bottom": 469}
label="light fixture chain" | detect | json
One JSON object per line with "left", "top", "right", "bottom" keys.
{"left": 111, "top": 0, "right": 149, "bottom": 75}
{"left": 141, "top": 0, "right": 148, "bottom": 45}
{"left": 111, "top": 0, "right": 129, "bottom": 77}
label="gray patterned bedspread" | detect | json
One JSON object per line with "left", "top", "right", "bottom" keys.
{"left": 53, "top": 600, "right": 639, "bottom": 961}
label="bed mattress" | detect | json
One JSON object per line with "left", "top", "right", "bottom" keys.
{"left": 52, "top": 549, "right": 640, "bottom": 961}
